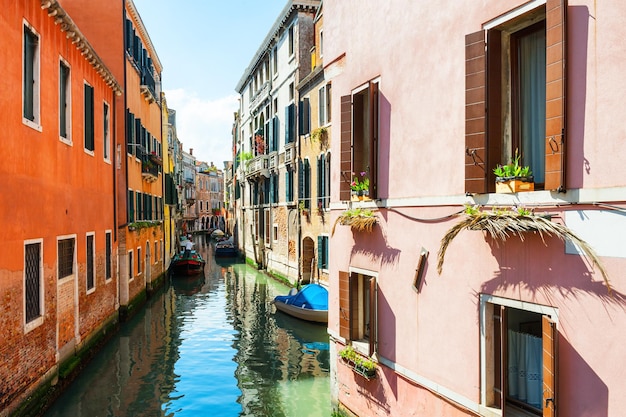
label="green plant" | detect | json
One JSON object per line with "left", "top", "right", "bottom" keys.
{"left": 350, "top": 171, "right": 370, "bottom": 192}
{"left": 311, "top": 126, "right": 328, "bottom": 146}
{"left": 493, "top": 149, "right": 532, "bottom": 179}
{"left": 339, "top": 345, "right": 377, "bottom": 373}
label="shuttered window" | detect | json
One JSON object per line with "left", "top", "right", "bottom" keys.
{"left": 465, "top": 0, "right": 567, "bottom": 193}
{"left": 25, "top": 242, "right": 42, "bottom": 324}
{"left": 317, "top": 236, "right": 329, "bottom": 270}
{"left": 339, "top": 80, "right": 379, "bottom": 201}
{"left": 285, "top": 103, "right": 296, "bottom": 144}
{"left": 299, "top": 97, "right": 310, "bottom": 136}
{"left": 338, "top": 271, "right": 378, "bottom": 356}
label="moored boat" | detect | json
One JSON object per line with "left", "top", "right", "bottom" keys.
{"left": 169, "top": 250, "right": 206, "bottom": 276}
{"left": 272, "top": 283, "right": 328, "bottom": 323}
{"left": 215, "top": 239, "right": 238, "bottom": 258}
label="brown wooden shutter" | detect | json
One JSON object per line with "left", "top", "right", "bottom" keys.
{"left": 486, "top": 29, "right": 502, "bottom": 193}
{"left": 465, "top": 31, "right": 488, "bottom": 194}
{"left": 369, "top": 82, "right": 379, "bottom": 199}
{"left": 544, "top": 0, "right": 567, "bottom": 192}
{"left": 542, "top": 315, "right": 557, "bottom": 417}
{"left": 338, "top": 271, "right": 351, "bottom": 339}
{"left": 369, "top": 277, "right": 377, "bottom": 357}
{"left": 339, "top": 95, "right": 352, "bottom": 201}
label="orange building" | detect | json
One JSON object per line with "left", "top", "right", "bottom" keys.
{"left": 0, "top": 0, "right": 122, "bottom": 413}
{"left": 60, "top": 0, "right": 167, "bottom": 316}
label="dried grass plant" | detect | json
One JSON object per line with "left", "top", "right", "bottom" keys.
{"left": 437, "top": 209, "right": 611, "bottom": 293}
{"left": 332, "top": 208, "right": 377, "bottom": 236}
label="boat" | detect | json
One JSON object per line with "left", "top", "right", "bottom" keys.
{"left": 215, "top": 238, "right": 238, "bottom": 258}
{"left": 272, "top": 283, "right": 328, "bottom": 323}
{"left": 169, "top": 250, "right": 206, "bottom": 276}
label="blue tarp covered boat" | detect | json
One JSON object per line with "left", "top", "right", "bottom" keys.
{"left": 272, "top": 283, "right": 328, "bottom": 323}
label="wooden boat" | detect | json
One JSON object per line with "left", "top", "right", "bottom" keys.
{"left": 215, "top": 241, "right": 238, "bottom": 258}
{"left": 272, "top": 284, "right": 328, "bottom": 323}
{"left": 169, "top": 250, "right": 206, "bottom": 276}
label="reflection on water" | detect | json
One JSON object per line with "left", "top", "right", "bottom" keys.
{"left": 44, "top": 237, "right": 330, "bottom": 417}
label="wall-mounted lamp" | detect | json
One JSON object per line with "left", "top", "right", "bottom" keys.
{"left": 413, "top": 247, "right": 429, "bottom": 293}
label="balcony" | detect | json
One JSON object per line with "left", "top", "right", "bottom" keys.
{"left": 268, "top": 152, "right": 278, "bottom": 171}
{"left": 140, "top": 69, "right": 157, "bottom": 103}
{"left": 284, "top": 142, "right": 296, "bottom": 166}
{"left": 250, "top": 81, "right": 270, "bottom": 111}
{"left": 141, "top": 159, "right": 159, "bottom": 183}
{"left": 246, "top": 154, "right": 270, "bottom": 181}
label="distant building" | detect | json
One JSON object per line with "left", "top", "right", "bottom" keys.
{"left": 234, "top": 0, "right": 321, "bottom": 282}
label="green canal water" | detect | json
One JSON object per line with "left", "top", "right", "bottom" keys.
{"left": 44, "top": 237, "right": 331, "bottom": 417}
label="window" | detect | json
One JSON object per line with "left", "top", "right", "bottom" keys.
{"left": 105, "top": 232, "right": 112, "bottom": 281}
{"left": 24, "top": 241, "right": 43, "bottom": 327}
{"left": 319, "top": 85, "right": 331, "bottom": 126}
{"left": 23, "top": 24, "right": 40, "bottom": 127}
{"left": 59, "top": 61, "right": 71, "bottom": 140}
{"left": 86, "top": 234, "right": 95, "bottom": 292}
{"left": 340, "top": 80, "right": 379, "bottom": 200}
{"left": 155, "top": 241, "right": 159, "bottom": 264}
{"left": 299, "top": 97, "right": 310, "bottom": 136}
{"left": 264, "top": 209, "right": 271, "bottom": 247}
{"left": 58, "top": 238, "right": 75, "bottom": 279}
{"left": 338, "top": 270, "right": 378, "bottom": 357}
{"left": 137, "top": 247, "right": 142, "bottom": 274}
{"left": 273, "top": 224, "right": 279, "bottom": 242}
{"left": 128, "top": 189, "right": 135, "bottom": 222}
{"left": 128, "top": 250, "right": 134, "bottom": 281}
{"left": 289, "top": 82, "right": 294, "bottom": 102}
{"left": 84, "top": 83, "right": 95, "bottom": 152}
{"left": 480, "top": 295, "right": 557, "bottom": 416}
{"left": 319, "top": 30, "right": 324, "bottom": 57}
{"left": 285, "top": 104, "right": 296, "bottom": 144}
{"left": 317, "top": 236, "right": 329, "bottom": 270}
{"left": 288, "top": 25, "right": 294, "bottom": 56}
{"left": 103, "top": 102, "right": 111, "bottom": 160}
{"left": 273, "top": 47, "right": 278, "bottom": 75}
{"left": 465, "top": 0, "right": 567, "bottom": 193}
{"left": 285, "top": 169, "right": 294, "bottom": 202}
{"left": 317, "top": 153, "right": 330, "bottom": 209}
{"left": 299, "top": 159, "right": 311, "bottom": 209}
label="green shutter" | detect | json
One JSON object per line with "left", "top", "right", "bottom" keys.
{"left": 84, "top": 84, "right": 94, "bottom": 151}
{"left": 128, "top": 190, "right": 134, "bottom": 222}
{"left": 318, "top": 236, "right": 323, "bottom": 269}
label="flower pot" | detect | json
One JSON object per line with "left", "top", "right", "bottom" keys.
{"left": 495, "top": 177, "right": 534, "bottom": 193}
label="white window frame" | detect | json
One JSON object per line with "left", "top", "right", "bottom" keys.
{"left": 105, "top": 230, "right": 112, "bottom": 283}
{"left": 128, "top": 250, "right": 134, "bottom": 282}
{"left": 86, "top": 232, "right": 96, "bottom": 294}
{"left": 347, "top": 267, "right": 378, "bottom": 357}
{"left": 23, "top": 21, "right": 41, "bottom": 131}
{"left": 59, "top": 57, "right": 72, "bottom": 144}
{"left": 57, "top": 235, "right": 77, "bottom": 283}
{"left": 24, "top": 238, "right": 44, "bottom": 333}
{"left": 137, "top": 246, "right": 142, "bottom": 275}
{"left": 479, "top": 294, "right": 558, "bottom": 412}
{"left": 103, "top": 100, "right": 111, "bottom": 162}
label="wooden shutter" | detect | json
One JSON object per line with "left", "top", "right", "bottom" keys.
{"left": 369, "top": 277, "right": 378, "bottom": 357}
{"left": 128, "top": 190, "right": 134, "bottom": 222}
{"left": 267, "top": 118, "right": 274, "bottom": 152}
{"left": 338, "top": 271, "right": 351, "bottom": 339}
{"left": 542, "top": 315, "right": 557, "bottom": 417}
{"left": 304, "top": 160, "right": 311, "bottom": 209}
{"left": 298, "top": 160, "right": 304, "bottom": 204}
{"left": 465, "top": 30, "right": 488, "bottom": 194}
{"left": 544, "top": 0, "right": 567, "bottom": 192}
{"left": 339, "top": 95, "right": 352, "bottom": 201}
{"left": 369, "top": 82, "right": 379, "bottom": 199}
{"left": 299, "top": 98, "right": 310, "bottom": 136}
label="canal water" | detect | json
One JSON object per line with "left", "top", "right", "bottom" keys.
{"left": 44, "top": 236, "right": 331, "bottom": 417}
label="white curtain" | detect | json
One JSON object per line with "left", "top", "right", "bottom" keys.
{"left": 508, "top": 330, "right": 542, "bottom": 409}
{"left": 519, "top": 28, "right": 546, "bottom": 184}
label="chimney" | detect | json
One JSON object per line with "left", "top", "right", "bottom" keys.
{"left": 189, "top": 148, "right": 193, "bottom": 155}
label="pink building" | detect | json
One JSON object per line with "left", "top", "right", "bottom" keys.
{"left": 325, "top": 1, "right": 626, "bottom": 416}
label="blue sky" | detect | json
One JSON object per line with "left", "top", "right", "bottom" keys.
{"left": 133, "top": 0, "right": 288, "bottom": 166}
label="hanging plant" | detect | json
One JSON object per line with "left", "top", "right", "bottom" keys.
{"left": 437, "top": 205, "right": 611, "bottom": 292}
{"left": 332, "top": 208, "right": 377, "bottom": 235}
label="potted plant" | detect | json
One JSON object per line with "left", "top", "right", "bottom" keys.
{"left": 299, "top": 201, "right": 310, "bottom": 218}
{"left": 338, "top": 345, "right": 377, "bottom": 379}
{"left": 493, "top": 150, "right": 534, "bottom": 193}
{"left": 350, "top": 172, "right": 370, "bottom": 200}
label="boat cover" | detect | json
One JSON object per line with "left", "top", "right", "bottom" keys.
{"left": 275, "top": 284, "right": 328, "bottom": 310}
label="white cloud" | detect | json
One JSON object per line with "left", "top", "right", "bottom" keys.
{"left": 164, "top": 88, "right": 238, "bottom": 167}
